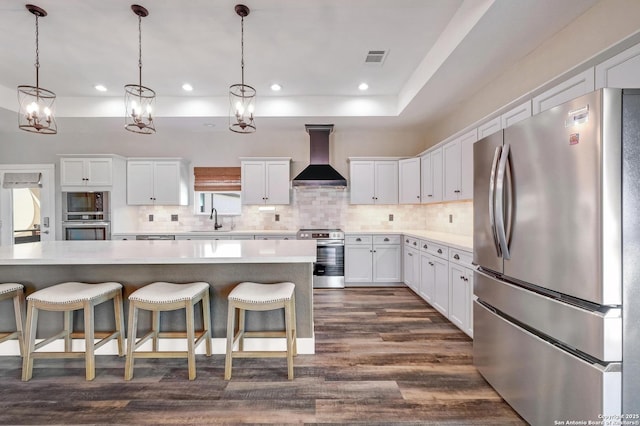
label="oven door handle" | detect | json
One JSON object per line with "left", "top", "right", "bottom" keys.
{"left": 315, "top": 241, "right": 345, "bottom": 246}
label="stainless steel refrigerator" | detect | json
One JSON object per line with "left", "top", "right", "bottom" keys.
{"left": 473, "top": 88, "right": 640, "bottom": 424}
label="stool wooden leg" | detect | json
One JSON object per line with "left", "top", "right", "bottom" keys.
{"left": 224, "top": 302, "right": 235, "bottom": 380}
{"left": 284, "top": 300, "right": 294, "bottom": 380}
{"left": 238, "top": 308, "right": 246, "bottom": 352}
{"left": 21, "top": 302, "right": 38, "bottom": 381}
{"left": 291, "top": 294, "right": 297, "bottom": 357}
{"left": 84, "top": 301, "right": 96, "bottom": 381}
{"left": 114, "top": 291, "right": 125, "bottom": 357}
{"left": 202, "top": 292, "right": 212, "bottom": 357}
{"left": 185, "top": 301, "right": 197, "bottom": 380}
{"left": 63, "top": 310, "right": 73, "bottom": 352}
{"left": 152, "top": 310, "right": 160, "bottom": 352}
{"left": 12, "top": 291, "right": 25, "bottom": 357}
{"left": 124, "top": 303, "right": 138, "bottom": 381}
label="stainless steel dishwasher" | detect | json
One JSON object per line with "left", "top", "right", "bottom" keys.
{"left": 135, "top": 235, "right": 175, "bottom": 240}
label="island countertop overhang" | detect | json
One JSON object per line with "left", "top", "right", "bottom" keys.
{"left": 0, "top": 240, "right": 317, "bottom": 265}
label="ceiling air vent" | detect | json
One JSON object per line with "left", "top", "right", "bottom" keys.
{"left": 364, "top": 50, "right": 388, "bottom": 65}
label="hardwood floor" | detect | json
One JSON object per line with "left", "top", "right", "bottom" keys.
{"left": 0, "top": 287, "right": 526, "bottom": 425}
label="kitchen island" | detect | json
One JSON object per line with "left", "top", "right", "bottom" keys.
{"left": 0, "top": 239, "right": 316, "bottom": 355}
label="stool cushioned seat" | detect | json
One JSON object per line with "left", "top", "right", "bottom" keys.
{"left": 228, "top": 282, "right": 296, "bottom": 304}
{"left": 0, "top": 283, "right": 25, "bottom": 356}
{"left": 22, "top": 282, "right": 125, "bottom": 381}
{"left": 125, "top": 282, "right": 212, "bottom": 381}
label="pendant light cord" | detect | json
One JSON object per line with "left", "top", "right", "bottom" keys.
{"left": 138, "top": 14, "right": 142, "bottom": 87}
{"left": 240, "top": 15, "right": 245, "bottom": 87}
{"left": 34, "top": 13, "right": 40, "bottom": 89}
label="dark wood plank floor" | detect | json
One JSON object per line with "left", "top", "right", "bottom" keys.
{"left": 0, "top": 287, "right": 526, "bottom": 425}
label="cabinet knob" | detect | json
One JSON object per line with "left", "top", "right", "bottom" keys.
{"left": 408, "top": 253, "right": 412, "bottom": 257}
{"left": 454, "top": 254, "right": 460, "bottom": 260}
{"left": 437, "top": 249, "right": 442, "bottom": 254}
{"left": 405, "top": 239, "right": 409, "bottom": 243}
{"left": 416, "top": 195, "right": 420, "bottom": 199}
{"left": 413, "top": 241, "right": 417, "bottom": 246}
{"left": 460, "top": 275, "right": 465, "bottom": 280}
{"left": 429, "top": 262, "right": 434, "bottom": 266}
{"left": 423, "top": 244, "right": 427, "bottom": 249}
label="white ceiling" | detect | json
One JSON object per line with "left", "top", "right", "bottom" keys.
{"left": 0, "top": 0, "right": 599, "bottom": 133}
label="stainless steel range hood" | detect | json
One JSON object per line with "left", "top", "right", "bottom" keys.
{"left": 292, "top": 124, "right": 347, "bottom": 188}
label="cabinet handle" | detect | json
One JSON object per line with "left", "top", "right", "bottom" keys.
{"left": 413, "top": 241, "right": 417, "bottom": 246}
{"left": 428, "top": 194, "right": 433, "bottom": 197}
{"left": 460, "top": 275, "right": 465, "bottom": 280}
{"left": 416, "top": 195, "right": 420, "bottom": 199}
{"left": 384, "top": 238, "right": 389, "bottom": 242}
{"left": 405, "top": 239, "right": 409, "bottom": 243}
{"left": 356, "top": 238, "right": 362, "bottom": 242}
{"left": 454, "top": 190, "right": 460, "bottom": 193}
{"left": 423, "top": 244, "right": 428, "bottom": 249}
{"left": 429, "top": 262, "right": 434, "bottom": 266}
{"left": 437, "top": 249, "right": 442, "bottom": 254}
{"left": 408, "top": 253, "right": 412, "bottom": 257}
{"left": 453, "top": 254, "right": 460, "bottom": 260}
{"left": 373, "top": 250, "right": 376, "bottom": 253}
{"left": 284, "top": 238, "right": 289, "bottom": 240}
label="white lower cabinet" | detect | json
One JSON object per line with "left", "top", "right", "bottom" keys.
{"left": 402, "top": 237, "right": 420, "bottom": 292}
{"left": 346, "top": 234, "right": 401, "bottom": 284}
{"left": 419, "top": 250, "right": 448, "bottom": 312}
{"left": 448, "top": 248, "right": 474, "bottom": 338}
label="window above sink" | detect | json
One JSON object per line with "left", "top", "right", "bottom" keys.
{"left": 195, "top": 191, "right": 242, "bottom": 216}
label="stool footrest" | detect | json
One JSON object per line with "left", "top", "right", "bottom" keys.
{"left": 242, "top": 331, "right": 288, "bottom": 338}
{"left": 31, "top": 352, "right": 87, "bottom": 359}
{"left": 231, "top": 351, "right": 289, "bottom": 358}
{"left": 0, "top": 331, "right": 20, "bottom": 344}
{"left": 34, "top": 331, "right": 68, "bottom": 350}
{"left": 130, "top": 351, "right": 193, "bottom": 359}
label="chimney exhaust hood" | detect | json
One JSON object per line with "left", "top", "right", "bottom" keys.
{"left": 292, "top": 124, "right": 347, "bottom": 188}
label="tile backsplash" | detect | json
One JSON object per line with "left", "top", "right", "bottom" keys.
{"left": 128, "top": 189, "right": 472, "bottom": 237}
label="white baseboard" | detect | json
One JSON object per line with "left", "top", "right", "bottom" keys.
{"left": 0, "top": 336, "right": 315, "bottom": 356}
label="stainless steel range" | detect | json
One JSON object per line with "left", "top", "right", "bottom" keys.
{"left": 296, "top": 229, "right": 344, "bottom": 288}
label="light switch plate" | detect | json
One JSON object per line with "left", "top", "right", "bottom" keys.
{"left": 389, "top": 214, "right": 394, "bottom": 221}
{"left": 148, "top": 214, "right": 154, "bottom": 222}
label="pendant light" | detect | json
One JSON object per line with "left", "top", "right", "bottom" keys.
{"left": 124, "top": 4, "right": 156, "bottom": 134}
{"left": 229, "top": 4, "right": 256, "bottom": 134}
{"left": 17, "top": 4, "right": 56, "bottom": 135}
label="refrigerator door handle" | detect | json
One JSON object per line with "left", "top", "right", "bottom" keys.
{"left": 495, "top": 143, "right": 511, "bottom": 260}
{"left": 489, "top": 145, "right": 502, "bottom": 257}
{"left": 505, "top": 154, "right": 514, "bottom": 250}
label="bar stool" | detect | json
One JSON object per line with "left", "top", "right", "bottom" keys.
{"left": 0, "top": 283, "right": 25, "bottom": 356}
{"left": 225, "top": 281, "right": 297, "bottom": 380}
{"left": 124, "top": 281, "right": 212, "bottom": 381}
{"left": 22, "top": 282, "right": 125, "bottom": 381}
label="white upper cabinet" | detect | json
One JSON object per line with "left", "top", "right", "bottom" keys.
{"left": 398, "top": 157, "right": 421, "bottom": 204}
{"left": 127, "top": 159, "right": 189, "bottom": 205}
{"left": 443, "top": 129, "right": 476, "bottom": 201}
{"left": 532, "top": 68, "right": 595, "bottom": 114}
{"left": 240, "top": 158, "right": 290, "bottom": 205}
{"left": 420, "top": 148, "right": 443, "bottom": 204}
{"left": 349, "top": 159, "right": 398, "bottom": 205}
{"left": 477, "top": 117, "right": 501, "bottom": 139}
{"left": 596, "top": 43, "right": 640, "bottom": 89}
{"left": 501, "top": 100, "right": 532, "bottom": 129}
{"left": 60, "top": 157, "right": 112, "bottom": 187}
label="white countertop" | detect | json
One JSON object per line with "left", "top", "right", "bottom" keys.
{"left": 112, "top": 230, "right": 297, "bottom": 236}
{"left": 345, "top": 229, "right": 472, "bottom": 251}
{"left": 0, "top": 240, "right": 317, "bottom": 265}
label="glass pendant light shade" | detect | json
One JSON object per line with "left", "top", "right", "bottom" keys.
{"left": 229, "top": 83, "right": 256, "bottom": 133}
{"left": 17, "top": 4, "right": 57, "bottom": 135}
{"left": 229, "top": 4, "right": 256, "bottom": 134}
{"left": 124, "top": 84, "right": 156, "bottom": 134}
{"left": 124, "top": 4, "right": 156, "bottom": 134}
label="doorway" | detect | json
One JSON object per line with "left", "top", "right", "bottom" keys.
{"left": 0, "top": 164, "right": 56, "bottom": 246}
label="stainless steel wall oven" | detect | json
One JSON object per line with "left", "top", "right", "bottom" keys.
{"left": 62, "top": 191, "right": 111, "bottom": 240}
{"left": 297, "top": 229, "right": 344, "bottom": 288}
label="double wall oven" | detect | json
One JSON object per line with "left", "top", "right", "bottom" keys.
{"left": 297, "top": 229, "right": 344, "bottom": 288}
{"left": 61, "top": 191, "right": 111, "bottom": 240}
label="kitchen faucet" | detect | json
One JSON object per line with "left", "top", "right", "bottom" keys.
{"left": 209, "top": 207, "right": 223, "bottom": 230}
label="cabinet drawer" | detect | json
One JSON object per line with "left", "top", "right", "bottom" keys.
{"left": 346, "top": 235, "right": 372, "bottom": 245}
{"left": 449, "top": 248, "right": 473, "bottom": 268}
{"left": 403, "top": 236, "right": 419, "bottom": 249}
{"left": 421, "top": 240, "right": 448, "bottom": 259}
{"left": 373, "top": 234, "right": 401, "bottom": 245}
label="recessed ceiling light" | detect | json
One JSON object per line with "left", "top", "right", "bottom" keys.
{"left": 270, "top": 83, "right": 282, "bottom": 91}
{"left": 94, "top": 84, "right": 107, "bottom": 92}
{"left": 358, "top": 82, "right": 369, "bottom": 91}
{"left": 182, "top": 83, "right": 193, "bottom": 92}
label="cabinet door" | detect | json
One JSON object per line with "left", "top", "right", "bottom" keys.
{"left": 449, "top": 263, "right": 468, "bottom": 331}
{"left": 431, "top": 148, "right": 444, "bottom": 202}
{"left": 374, "top": 161, "right": 399, "bottom": 204}
{"left": 419, "top": 252, "right": 435, "bottom": 304}
{"left": 420, "top": 153, "right": 432, "bottom": 203}
{"left": 345, "top": 245, "right": 373, "bottom": 282}
{"left": 477, "top": 117, "right": 501, "bottom": 139}
{"left": 458, "top": 130, "right": 476, "bottom": 200}
{"left": 265, "top": 161, "right": 290, "bottom": 205}
{"left": 432, "top": 257, "right": 449, "bottom": 317}
{"left": 373, "top": 245, "right": 401, "bottom": 282}
{"left": 466, "top": 269, "right": 474, "bottom": 338}
{"left": 398, "top": 158, "right": 421, "bottom": 204}
{"left": 501, "top": 101, "right": 532, "bottom": 129}
{"left": 86, "top": 158, "right": 112, "bottom": 186}
{"left": 403, "top": 247, "right": 415, "bottom": 289}
{"left": 532, "top": 69, "right": 595, "bottom": 114}
{"left": 127, "top": 161, "right": 155, "bottom": 205}
{"left": 443, "top": 139, "right": 461, "bottom": 201}
{"left": 153, "top": 162, "right": 181, "bottom": 205}
{"left": 60, "top": 158, "right": 87, "bottom": 186}
{"left": 241, "top": 161, "right": 267, "bottom": 205}
{"left": 596, "top": 42, "right": 640, "bottom": 89}
{"left": 349, "top": 161, "right": 375, "bottom": 204}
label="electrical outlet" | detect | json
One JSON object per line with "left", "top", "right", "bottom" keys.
{"left": 449, "top": 214, "right": 453, "bottom": 223}
{"left": 275, "top": 214, "right": 280, "bottom": 222}
{"left": 388, "top": 214, "right": 394, "bottom": 221}
{"left": 148, "top": 214, "right": 154, "bottom": 222}
{"left": 171, "top": 214, "right": 178, "bottom": 222}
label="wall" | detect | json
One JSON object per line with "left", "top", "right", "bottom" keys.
{"left": 423, "top": 0, "right": 640, "bottom": 147}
